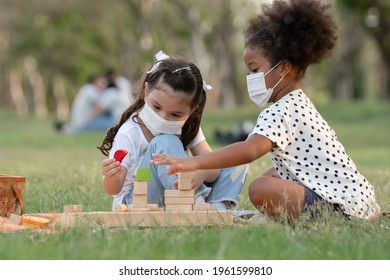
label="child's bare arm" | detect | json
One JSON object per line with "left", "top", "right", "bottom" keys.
{"left": 101, "top": 158, "right": 127, "bottom": 195}
{"left": 152, "top": 134, "right": 273, "bottom": 175}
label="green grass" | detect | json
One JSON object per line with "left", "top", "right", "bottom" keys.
{"left": 0, "top": 101, "right": 389, "bottom": 260}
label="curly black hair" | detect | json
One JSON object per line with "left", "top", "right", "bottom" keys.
{"left": 244, "top": 0, "right": 337, "bottom": 78}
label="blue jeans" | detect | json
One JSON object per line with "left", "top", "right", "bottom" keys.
{"left": 124, "top": 134, "right": 248, "bottom": 208}
{"left": 79, "top": 114, "right": 115, "bottom": 132}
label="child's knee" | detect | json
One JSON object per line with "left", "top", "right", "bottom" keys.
{"left": 147, "top": 134, "right": 186, "bottom": 158}
{"left": 149, "top": 134, "right": 181, "bottom": 148}
{"left": 248, "top": 177, "right": 268, "bottom": 205}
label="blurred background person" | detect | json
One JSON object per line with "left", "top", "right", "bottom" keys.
{"left": 105, "top": 68, "right": 133, "bottom": 109}
{"left": 55, "top": 74, "right": 111, "bottom": 133}
{"left": 98, "top": 70, "right": 132, "bottom": 125}
{"left": 56, "top": 72, "right": 130, "bottom": 134}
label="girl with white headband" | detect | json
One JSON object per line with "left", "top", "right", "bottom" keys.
{"left": 99, "top": 51, "right": 248, "bottom": 211}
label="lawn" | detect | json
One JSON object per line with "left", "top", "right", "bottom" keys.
{"left": 0, "top": 101, "right": 389, "bottom": 260}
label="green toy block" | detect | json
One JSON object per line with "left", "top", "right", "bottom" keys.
{"left": 136, "top": 168, "right": 151, "bottom": 182}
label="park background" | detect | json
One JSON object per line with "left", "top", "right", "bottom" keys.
{"left": 0, "top": 0, "right": 389, "bottom": 260}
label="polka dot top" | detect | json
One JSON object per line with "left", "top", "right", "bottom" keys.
{"left": 249, "top": 89, "right": 380, "bottom": 220}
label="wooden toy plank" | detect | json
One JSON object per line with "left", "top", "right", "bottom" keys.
{"left": 165, "top": 204, "right": 193, "bottom": 211}
{"left": 133, "top": 181, "right": 148, "bottom": 195}
{"left": 178, "top": 179, "right": 192, "bottom": 191}
{"left": 63, "top": 205, "right": 83, "bottom": 213}
{"left": 61, "top": 211, "right": 233, "bottom": 228}
{"left": 135, "top": 168, "right": 151, "bottom": 182}
{"left": 164, "top": 189, "right": 195, "bottom": 198}
{"left": 165, "top": 197, "right": 195, "bottom": 205}
{"left": 147, "top": 204, "right": 164, "bottom": 212}
{"left": 193, "top": 203, "right": 212, "bottom": 211}
{"left": 115, "top": 204, "right": 164, "bottom": 212}
{"left": 133, "top": 202, "right": 147, "bottom": 208}
{"left": 127, "top": 206, "right": 151, "bottom": 212}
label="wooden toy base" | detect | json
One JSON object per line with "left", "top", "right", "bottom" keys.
{"left": 61, "top": 211, "right": 233, "bottom": 228}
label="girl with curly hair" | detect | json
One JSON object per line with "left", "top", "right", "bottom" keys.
{"left": 152, "top": 0, "right": 381, "bottom": 221}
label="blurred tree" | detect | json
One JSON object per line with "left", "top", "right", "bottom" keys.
{"left": 0, "top": 0, "right": 387, "bottom": 118}
{"left": 337, "top": 0, "right": 390, "bottom": 99}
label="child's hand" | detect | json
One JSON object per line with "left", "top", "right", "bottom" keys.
{"left": 101, "top": 158, "right": 123, "bottom": 178}
{"left": 151, "top": 154, "right": 198, "bottom": 175}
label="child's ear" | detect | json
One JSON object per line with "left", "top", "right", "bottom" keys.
{"left": 280, "top": 60, "right": 292, "bottom": 76}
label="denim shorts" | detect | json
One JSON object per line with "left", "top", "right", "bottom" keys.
{"left": 303, "top": 187, "right": 322, "bottom": 207}
{"left": 303, "top": 187, "right": 347, "bottom": 217}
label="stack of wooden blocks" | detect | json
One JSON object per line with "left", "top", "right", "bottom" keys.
{"left": 164, "top": 172, "right": 211, "bottom": 211}
{"left": 114, "top": 168, "right": 161, "bottom": 212}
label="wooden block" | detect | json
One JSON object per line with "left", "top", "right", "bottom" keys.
{"left": 63, "top": 205, "right": 83, "bottom": 213}
{"left": 133, "top": 195, "right": 147, "bottom": 208}
{"left": 115, "top": 204, "right": 163, "bottom": 212}
{"left": 164, "top": 189, "right": 195, "bottom": 198}
{"left": 133, "top": 194, "right": 147, "bottom": 201}
{"left": 127, "top": 206, "right": 150, "bottom": 212}
{"left": 133, "top": 181, "right": 148, "bottom": 195}
{"left": 178, "top": 179, "right": 192, "bottom": 191}
{"left": 193, "top": 203, "right": 211, "bottom": 211}
{"left": 166, "top": 204, "right": 193, "bottom": 211}
{"left": 165, "top": 196, "right": 195, "bottom": 205}
{"left": 9, "top": 213, "right": 22, "bottom": 225}
{"left": 135, "top": 168, "right": 151, "bottom": 182}
{"left": 178, "top": 172, "right": 192, "bottom": 180}
{"left": 61, "top": 211, "right": 233, "bottom": 228}
{"left": 147, "top": 204, "right": 164, "bottom": 212}
{"left": 114, "top": 204, "right": 128, "bottom": 212}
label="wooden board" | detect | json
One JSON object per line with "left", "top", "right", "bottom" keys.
{"left": 61, "top": 211, "right": 233, "bottom": 228}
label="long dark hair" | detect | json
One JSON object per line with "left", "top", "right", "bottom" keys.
{"left": 98, "top": 56, "right": 207, "bottom": 156}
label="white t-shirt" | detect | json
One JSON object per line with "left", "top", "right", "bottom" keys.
{"left": 116, "top": 76, "right": 133, "bottom": 105}
{"left": 99, "top": 87, "right": 130, "bottom": 119}
{"left": 249, "top": 89, "right": 380, "bottom": 220}
{"left": 109, "top": 117, "right": 206, "bottom": 210}
{"left": 70, "top": 84, "right": 99, "bottom": 127}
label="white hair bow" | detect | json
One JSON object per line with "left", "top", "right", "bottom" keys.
{"left": 146, "top": 50, "right": 169, "bottom": 74}
{"left": 147, "top": 50, "right": 213, "bottom": 91}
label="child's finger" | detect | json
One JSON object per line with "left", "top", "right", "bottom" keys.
{"left": 166, "top": 166, "right": 178, "bottom": 176}
{"left": 151, "top": 154, "right": 173, "bottom": 165}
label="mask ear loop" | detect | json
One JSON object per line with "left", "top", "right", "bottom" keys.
{"left": 265, "top": 60, "right": 283, "bottom": 76}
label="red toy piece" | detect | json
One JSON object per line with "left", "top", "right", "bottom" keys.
{"left": 114, "top": 149, "right": 128, "bottom": 163}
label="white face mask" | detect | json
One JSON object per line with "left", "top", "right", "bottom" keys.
{"left": 246, "top": 61, "right": 285, "bottom": 107}
{"left": 139, "top": 102, "right": 186, "bottom": 136}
